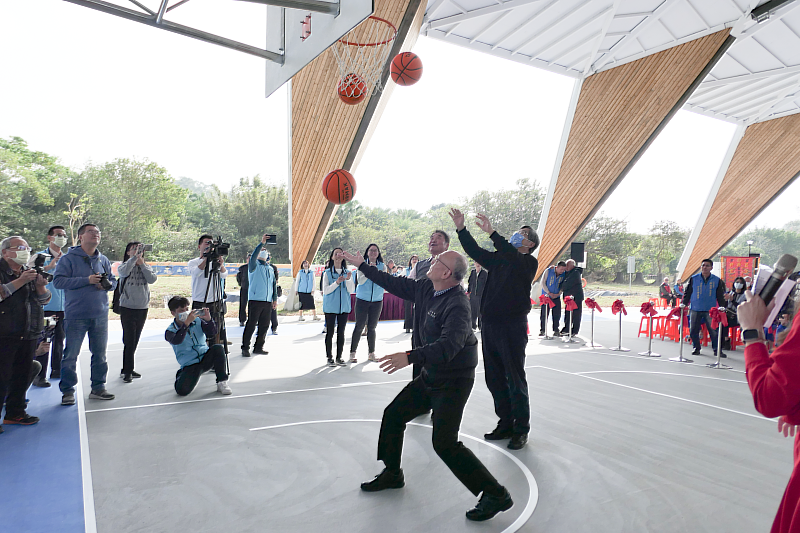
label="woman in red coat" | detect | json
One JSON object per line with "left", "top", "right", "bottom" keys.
{"left": 739, "top": 293, "right": 800, "bottom": 533}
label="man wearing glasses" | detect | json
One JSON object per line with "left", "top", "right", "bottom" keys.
{"left": 343, "top": 249, "right": 515, "bottom": 522}
{"left": 187, "top": 235, "right": 228, "bottom": 345}
{"left": 449, "top": 208, "right": 539, "bottom": 451}
{"left": 0, "top": 236, "right": 51, "bottom": 431}
{"left": 53, "top": 223, "right": 117, "bottom": 405}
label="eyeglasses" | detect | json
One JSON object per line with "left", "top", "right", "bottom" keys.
{"left": 83, "top": 230, "right": 101, "bottom": 235}
{"left": 432, "top": 254, "right": 454, "bottom": 272}
{"left": 7, "top": 246, "right": 32, "bottom": 252}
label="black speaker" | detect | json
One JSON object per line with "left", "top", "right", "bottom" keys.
{"left": 570, "top": 242, "right": 585, "bottom": 262}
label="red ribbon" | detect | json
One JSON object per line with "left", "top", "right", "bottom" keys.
{"left": 710, "top": 307, "right": 728, "bottom": 329}
{"left": 539, "top": 294, "right": 555, "bottom": 309}
{"left": 611, "top": 299, "right": 627, "bottom": 315}
{"left": 564, "top": 295, "right": 578, "bottom": 312}
{"left": 584, "top": 298, "right": 602, "bottom": 312}
{"left": 639, "top": 302, "right": 658, "bottom": 317}
{"left": 664, "top": 306, "right": 682, "bottom": 320}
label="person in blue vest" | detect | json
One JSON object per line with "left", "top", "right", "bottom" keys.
{"left": 323, "top": 247, "right": 355, "bottom": 367}
{"left": 349, "top": 244, "right": 386, "bottom": 363}
{"left": 28, "top": 225, "right": 69, "bottom": 387}
{"left": 538, "top": 261, "right": 566, "bottom": 336}
{"left": 165, "top": 296, "right": 231, "bottom": 396}
{"left": 296, "top": 260, "right": 319, "bottom": 321}
{"left": 241, "top": 234, "right": 277, "bottom": 357}
{"left": 681, "top": 258, "right": 726, "bottom": 357}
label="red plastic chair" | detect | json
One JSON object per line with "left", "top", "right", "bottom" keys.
{"left": 729, "top": 326, "right": 742, "bottom": 351}
{"left": 638, "top": 316, "right": 651, "bottom": 338}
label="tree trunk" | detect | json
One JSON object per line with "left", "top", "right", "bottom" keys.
{"left": 632, "top": 272, "right": 647, "bottom": 285}
{"left": 613, "top": 271, "right": 626, "bottom": 284}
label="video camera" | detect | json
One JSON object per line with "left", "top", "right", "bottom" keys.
{"left": 203, "top": 236, "right": 230, "bottom": 260}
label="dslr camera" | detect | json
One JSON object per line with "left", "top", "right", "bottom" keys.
{"left": 31, "top": 253, "right": 54, "bottom": 283}
{"left": 98, "top": 273, "right": 113, "bottom": 291}
{"left": 203, "top": 236, "right": 230, "bottom": 260}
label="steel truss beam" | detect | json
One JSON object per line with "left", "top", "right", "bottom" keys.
{"left": 235, "top": 0, "right": 339, "bottom": 16}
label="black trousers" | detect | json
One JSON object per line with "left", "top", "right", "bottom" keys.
{"left": 539, "top": 298, "right": 561, "bottom": 333}
{"left": 403, "top": 300, "right": 413, "bottom": 330}
{"left": 242, "top": 300, "right": 272, "bottom": 350}
{"left": 351, "top": 298, "right": 383, "bottom": 354}
{"left": 378, "top": 374, "right": 503, "bottom": 496}
{"left": 470, "top": 297, "right": 482, "bottom": 330}
{"left": 239, "top": 287, "right": 248, "bottom": 324}
{"left": 325, "top": 312, "right": 348, "bottom": 359}
{"left": 192, "top": 300, "right": 226, "bottom": 346}
{"left": 174, "top": 345, "right": 228, "bottom": 396}
{"left": 271, "top": 307, "right": 278, "bottom": 333}
{"left": 37, "top": 310, "right": 64, "bottom": 378}
{"left": 0, "top": 339, "right": 36, "bottom": 419}
{"left": 120, "top": 307, "right": 148, "bottom": 374}
{"left": 562, "top": 303, "right": 582, "bottom": 335}
{"left": 481, "top": 320, "right": 530, "bottom": 435}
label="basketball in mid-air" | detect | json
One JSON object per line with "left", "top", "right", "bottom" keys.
{"left": 321, "top": 169, "right": 357, "bottom": 204}
{"left": 390, "top": 52, "right": 423, "bottom": 86}
{"left": 337, "top": 73, "right": 367, "bottom": 105}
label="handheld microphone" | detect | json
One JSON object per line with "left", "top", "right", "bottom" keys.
{"left": 759, "top": 254, "right": 798, "bottom": 306}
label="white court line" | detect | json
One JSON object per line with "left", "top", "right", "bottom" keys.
{"left": 574, "top": 371, "right": 747, "bottom": 384}
{"left": 583, "top": 348, "right": 746, "bottom": 374}
{"left": 533, "top": 365, "right": 770, "bottom": 422}
{"left": 249, "top": 419, "right": 538, "bottom": 533}
{"left": 76, "top": 372, "right": 98, "bottom": 533}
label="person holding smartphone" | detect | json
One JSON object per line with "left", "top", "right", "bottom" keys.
{"left": 165, "top": 296, "right": 231, "bottom": 396}
{"left": 117, "top": 242, "right": 158, "bottom": 383}
{"left": 241, "top": 234, "right": 277, "bottom": 357}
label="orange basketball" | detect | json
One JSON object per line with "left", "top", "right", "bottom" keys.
{"left": 337, "top": 73, "right": 367, "bottom": 105}
{"left": 321, "top": 169, "right": 357, "bottom": 204}
{"left": 390, "top": 52, "right": 423, "bottom": 86}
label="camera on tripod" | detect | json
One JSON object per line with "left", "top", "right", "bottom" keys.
{"left": 31, "top": 253, "right": 54, "bottom": 283}
{"left": 203, "top": 236, "right": 230, "bottom": 260}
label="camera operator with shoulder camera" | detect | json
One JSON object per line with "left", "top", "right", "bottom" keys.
{"left": 53, "top": 223, "right": 117, "bottom": 405}
{"left": 188, "top": 234, "right": 229, "bottom": 346}
{"left": 1, "top": 236, "right": 51, "bottom": 432}
{"left": 27, "top": 225, "right": 68, "bottom": 387}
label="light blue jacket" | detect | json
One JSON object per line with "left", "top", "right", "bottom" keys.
{"left": 166, "top": 318, "right": 209, "bottom": 368}
{"left": 38, "top": 248, "right": 64, "bottom": 312}
{"left": 53, "top": 246, "right": 117, "bottom": 319}
{"left": 297, "top": 269, "right": 314, "bottom": 293}
{"left": 323, "top": 267, "right": 353, "bottom": 314}
{"left": 355, "top": 261, "right": 385, "bottom": 302}
{"left": 248, "top": 243, "right": 276, "bottom": 302}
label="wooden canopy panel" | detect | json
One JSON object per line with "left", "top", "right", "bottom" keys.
{"left": 678, "top": 114, "right": 800, "bottom": 281}
{"left": 535, "top": 30, "right": 731, "bottom": 279}
{"left": 290, "top": 0, "right": 424, "bottom": 276}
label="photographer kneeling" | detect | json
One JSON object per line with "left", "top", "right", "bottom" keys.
{"left": 165, "top": 296, "right": 231, "bottom": 396}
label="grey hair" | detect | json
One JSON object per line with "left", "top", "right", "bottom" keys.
{"left": 1, "top": 236, "right": 24, "bottom": 251}
{"left": 451, "top": 252, "right": 469, "bottom": 282}
{"left": 565, "top": 259, "right": 576, "bottom": 266}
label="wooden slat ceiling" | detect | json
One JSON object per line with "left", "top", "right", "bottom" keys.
{"left": 535, "top": 29, "right": 732, "bottom": 279}
{"left": 290, "top": 0, "right": 425, "bottom": 276}
{"left": 678, "top": 113, "right": 800, "bottom": 281}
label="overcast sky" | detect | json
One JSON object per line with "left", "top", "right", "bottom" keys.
{"left": 1, "top": 0, "right": 798, "bottom": 237}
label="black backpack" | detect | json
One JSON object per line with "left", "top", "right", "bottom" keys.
{"left": 111, "top": 276, "right": 127, "bottom": 314}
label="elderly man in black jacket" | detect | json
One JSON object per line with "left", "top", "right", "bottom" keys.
{"left": 450, "top": 208, "right": 539, "bottom": 451}
{"left": 560, "top": 259, "right": 584, "bottom": 336}
{"left": 343, "top": 249, "right": 514, "bottom": 522}
{"left": 1, "top": 236, "right": 51, "bottom": 432}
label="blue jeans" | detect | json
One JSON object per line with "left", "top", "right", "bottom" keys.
{"left": 690, "top": 310, "right": 718, "bottom": 352}
{"left": 59, "top": 318, "right": 109, "bottom": 394}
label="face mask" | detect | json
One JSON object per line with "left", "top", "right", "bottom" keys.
{"left": 177, "top": 311, "right": 190, "bottom": 323}
{"left": 10, "top": 250, "right": 30, "bottom": 265}
{"left": 259, "top": 252, "right": 269, "bottom": 261}
{"left": 53, "top": 236, "right": 68, "bottom": 248}
{"left": 746, "top": 282, "right": 752, "bottom": 288}
{"left": 734, "top": 282, "right": 743, "bottom": 290}
{"left": 509, "top": 232, "right": 525, "bottom": 248}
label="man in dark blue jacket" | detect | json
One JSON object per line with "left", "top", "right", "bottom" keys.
{"left": 344, "top": 249, "right": 514, "bottom": 522}
{"left": 682, "top": 258, "right": 726, "bottom": 357}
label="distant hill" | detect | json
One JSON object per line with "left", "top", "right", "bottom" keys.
{"left": 175, "top": 177, "right": 214, "bottom": 196}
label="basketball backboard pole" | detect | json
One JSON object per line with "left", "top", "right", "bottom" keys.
{"left": 62, "top": 0, "right": 284, "bottom": 63}
{"left": 235, "top": 0, "right": 340, "bottom": 16}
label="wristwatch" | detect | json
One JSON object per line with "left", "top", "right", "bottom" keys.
{"left": 742, "top": 329, "right": 761, "bottom": 342}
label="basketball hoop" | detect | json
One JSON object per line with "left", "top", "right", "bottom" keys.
{"left": 331, "top": 15, "right": 397, "bottom": 100}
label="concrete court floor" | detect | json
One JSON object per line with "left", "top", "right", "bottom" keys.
{"left": 71, "top": 311, "right": 793, "bottom": 533}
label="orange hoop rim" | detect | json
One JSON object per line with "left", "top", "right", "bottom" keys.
{"left": 338, "top": 15, "right": 398, "bottom": 47}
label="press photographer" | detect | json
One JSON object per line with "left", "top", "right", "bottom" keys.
{"left": 187, "top": 234, "right": 229, "bottom": 347}
{"left": 0, "top": 236, "right": 51, "bottom": 431}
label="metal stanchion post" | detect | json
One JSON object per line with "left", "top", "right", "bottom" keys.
{"left": 543, "top": 305, "right": 554, "bottom": 340}
{"left": 609, "top": 311, "right": 629, "bottom": 352}
{"left": 638, "top": 314, "right": 660, "bottom": 357}
{"left": 707, "top": 309, "right": 731, "bottom": 369}
{"left": 669, "top": 305, "right": 692, "bottom": 363}
{"left": 585, "top": 307, "right": 602, "bottom": 348}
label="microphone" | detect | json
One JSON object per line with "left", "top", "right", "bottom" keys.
{"left": 759, "top": 254, "right": 798, "bottom": 306}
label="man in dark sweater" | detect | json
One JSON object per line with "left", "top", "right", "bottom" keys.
{"left": 560, "top": 259, "right": 584, "bottom": 336}
{"left": 343, "top": 249, "right": 514, "bottom": 522}
{"left": 450, "top": 208, "right": 539, "bottom": 451}
{"left": 467, "top": 262, "right": 488, "bottom": 330}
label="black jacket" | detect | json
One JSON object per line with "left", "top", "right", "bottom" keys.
{"left": 0, "top": 259, "right": 51, "bottom": 340}
{"left": 457, "top": 228, "right": 538, "bottom": 324}
{"left": 357, "top": 263, "right": 478, "bottom": 380}
{"left": 467, "top": 268, "right": 488, "bottom": 303}
{"left": 561, "top": 266, "right": 584, "bottom": 301}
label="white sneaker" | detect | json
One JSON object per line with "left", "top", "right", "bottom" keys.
{"left": 299, "top": 316, "right": 305, "bottom": 321}
{"left": 349, "top": 352, "right": 358, "bottom": 363}
{"left": 313, "top": 316, "right": 321, "bottom": 321}
{"left": 368, "top": 353, "right": 377, "bottom": 362}
{"left": 217, "top": 381, "right": 232, "bottom": 395}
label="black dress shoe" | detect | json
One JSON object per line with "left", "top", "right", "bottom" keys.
{"left": 484, "top": 427, "right": 513, "bottom": 440}
{"left": 691, "top": 348, "right": 701, "bottom": 356}
{"left": 131, "top": 371, "right": 141, "bottom": 379}
{"left": 466, "top": 488, "right": 513, "bottom": 521}
{"left": 507, "top": 434, "right": 528, "bottom": 450}
{"left": 716, "top": 351, "right": 727, "bottom": 358}
{"left": 538, "top": 330, "right": 546, "bottom": 337}
{"left": 360, "top": 468, "right": 404, "bottom": 492}
{"left": 122, "top": 373, "right": 133, "bottom": 383}
{"left": 560, "top": 329, "right": 569, "bottom": 336}
{"left": 253, "top": 348, "right": 269, "bottom": 355}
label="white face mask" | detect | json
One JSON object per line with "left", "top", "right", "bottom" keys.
{"left": 10, "top": 250, "right": 30, "bottom": 265}
{"left": 259, "top": 252, "right": 269, "bottom": 261}
{"left": 177, "top": 311, "right": 190, "bottom": 323}
{"left": 734, "top": 282, "right": 743, "bottom": 290}
{"left": 53, "top": 236, "right": 68, "bottom": 248}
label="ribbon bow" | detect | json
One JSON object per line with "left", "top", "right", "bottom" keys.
{"left": 564, "top": 295, "right": 578, "bottom": 312}
{"left": 584, "top": 298, "right": 602, "bottom": 312}
{"left": 664, "top": 306, "right": 682, "bottom": 320}
{"left": 539, "top": 294, "right": 555, "bottom": 309}
{"left": 611, "top": 299, "right": 627, "bottom": 315}
{"left": 710, "top": 307, "right": 728, "bottom": 330}
{"left": 639, "top": 302, "right": 658, "bottom": 317}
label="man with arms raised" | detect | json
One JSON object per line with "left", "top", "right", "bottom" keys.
{"left": 343, "top": 248, "right": 514, "bottom": 522}
{"left": 449, "top": 208, "right": 539, "bottom": 451}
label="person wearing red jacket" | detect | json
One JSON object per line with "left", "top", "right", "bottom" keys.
{"left": 739, "top": 292, "right": 800, "bottom": 533}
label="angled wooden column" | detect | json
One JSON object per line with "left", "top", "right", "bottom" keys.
{"left": 677, "top": 113, "right": 800, "bottom": 281}
{"left": 289, "top": 0, "right": 426, "bottom": 276}
{"left": 534, "top": 29, "right": 733, "bottom": 278}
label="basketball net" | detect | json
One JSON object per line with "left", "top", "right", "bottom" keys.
{"left": 332, "top": 16, "right": 397, "bottom": 99}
